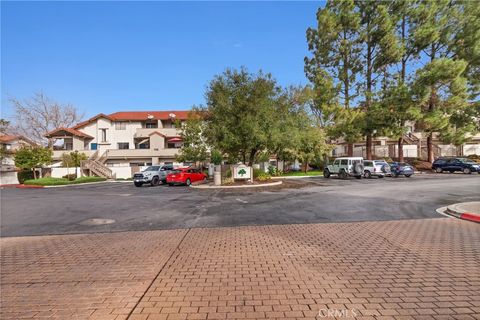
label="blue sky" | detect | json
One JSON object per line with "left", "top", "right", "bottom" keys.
{"left": 1, "top": 1, "right": 322, "bottom": 119}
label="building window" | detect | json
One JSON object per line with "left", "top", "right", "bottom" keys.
{"left": 118, "top": 142, "right": 129, "bottom": 149}
{"left": 100, "top": 129, "right": 107, "bottom": 142}
{"left": 145, "top": 121, "right": 157, "bottom": 128}
{"left": 115, "top": 122, "right": 126, "bottom": 130}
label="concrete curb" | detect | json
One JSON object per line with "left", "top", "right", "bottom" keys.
{"left": 191, "top": 181, "right": 282, "bottom": 189}
{"left": 42, "top": 181, "right": 117, "bottom": 188}
{"left": 440, "top": 202, "right": 480, "bottom": 223}
{"left": 271, "top": 175, "right": 322, "bottom": 180}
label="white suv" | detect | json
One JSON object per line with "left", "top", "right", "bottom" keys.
{"left": 324, "top": 157, "right": 364, "bottom": 179}
{"left": 363, "top": 160, "right": 391, "bottom": 178}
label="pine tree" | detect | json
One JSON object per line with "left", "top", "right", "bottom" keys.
{"left": 305, "top": 0, "right": 362, "bottom": 156}
{"left": 410, "top": 0, "right": 476, "bottom": 162}
{"left": 356, "top": 1, "right": 403, "bottom": 159}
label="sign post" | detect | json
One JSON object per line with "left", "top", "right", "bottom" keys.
{"left": 233, "top": 164, "right": 252, "bottom": 182}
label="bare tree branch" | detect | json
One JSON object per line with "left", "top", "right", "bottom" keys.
{"left": 10, "top": 92, "right": 84, "bottom": 146}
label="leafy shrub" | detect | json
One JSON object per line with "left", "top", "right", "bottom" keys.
{"left": 210, "top": 150, "right": 223, "bottom": 165}
{"left": 72, "top": 176, "right": 106, "bottom": 184}
{"left": 256, "top": 172, "right": 271, "bottom": 181}
{"left": 62, "top": 173, "right": 77, "bottom": 181}
{"left": 24, "top": 176, "right": 106, "bottom": 186}
{"left": 253, "top": 168, "right": 262, "bottom": 178}
{"left": 267, "top": 165, "right": 282, "bottom": 176}
{"left": 17, "top": 170, "right": 34, "bottom": 184}
{"left": 24, "top": 177, "right": 70, "bottom": 186}
{"left": 375, "top": 156, "right": 394, "bottom": 162}
{"left": 412, "top": 160, "right": 432, "bottom": 170}
{"left": 467, "top": 154, "right": 480, "bottom": 163}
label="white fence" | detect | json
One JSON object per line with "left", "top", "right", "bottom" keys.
{"left": 50, "top": 166, "right": 147, "bottom": 179}
{"left": 464, "top": 144, "right": 480, "bottom": 156}
{"left": 51, "top": 167, "right": 82, "bottom": 178}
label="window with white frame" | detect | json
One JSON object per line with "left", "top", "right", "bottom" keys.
{"left": 115, "top": 122, "right": 126, "bottom": 130}
{"left": 118, "top": 142, "right": 129, "bottom": 149}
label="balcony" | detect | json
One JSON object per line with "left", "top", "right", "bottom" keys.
{"left": 105, "top": 148, "right": 180, "bottom": 158}
{"left": 134, "top": 128, "right": 180, "bottom": 138}
{"left": 52, "top": 149, "right": 96, "bottom": 160}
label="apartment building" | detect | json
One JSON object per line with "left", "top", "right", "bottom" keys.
{"left": 46, "top": 111, "right": 189, "bottom": 177}
{"left": 331, "top": 122, "right": 480, "bottom": 159}
{"left": 0, "top": 134, "right": 35, "bottom": 184}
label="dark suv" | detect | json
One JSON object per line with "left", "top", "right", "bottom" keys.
{"left": 432, "top": 157, "right": 480, "bottom": 174}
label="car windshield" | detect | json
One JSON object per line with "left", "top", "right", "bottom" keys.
{"left": 458, "top": 158, "right": 477, "bottom": 164}
{"left": 375, "top": 161, "right": 387, "bottom": 165}
{"left": 144, "top": 166, "right": 160, "bottom": 171}
{"left": 171, "top": 169, "right": 183, "bottom": 174}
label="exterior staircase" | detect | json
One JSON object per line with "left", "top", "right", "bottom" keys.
{"left": 402, "top": 133, "right": 441, "bottom": 160}
{"left": 80, "top": 151, "right": 113, "bottom": 179}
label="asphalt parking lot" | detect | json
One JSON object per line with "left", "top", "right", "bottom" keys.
{"left": 1, "top": 174, "right": 479, "bottom": 237}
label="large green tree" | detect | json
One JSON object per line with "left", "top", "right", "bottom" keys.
{"left": 410, "top": 0, "right": 477, "bottom": 161}
{"left": 305, "top": 0, "right": 362, "bottom": 156}
{"left": 357, "top": 0, "right": 403, "bottom": 159}
{"left": 202, "top": 68, "right": 282, "bottom": 165}
{"left": 14, "top": 145, "right": 52, "bottom": 179}
{"left": 176, "top": 109, "right": 209, "bottom": 166}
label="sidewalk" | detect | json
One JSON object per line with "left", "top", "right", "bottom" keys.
{"left": 1, "top": 219, "right": 479, "bottom": 320}
{"left": 442, "top": 201, "right": 480, "bottom": 223}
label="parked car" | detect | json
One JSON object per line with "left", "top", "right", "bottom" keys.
{"left": 166, "top": 167, "right": 207, "bottom": 186}
{"left": 389, "top": 162, "right": 414, "bottom": 177}
{"left": 432, "top": 157, "right": 480, "bottom": 174}
{"left": 133, "top": 164, "right": 174, "bottom": 187}
{"left": 363, "top": 160, "right": 391, "bottom": 178}
{"left": 324, "top": 157, "right": 364, "bottom": 179}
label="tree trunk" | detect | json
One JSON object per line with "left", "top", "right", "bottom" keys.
{"left": 366, "top": 134, "right": 373, "bottom": 160}
{"left": 427, "top": 134, "right": 434, "bottom": 163}
{"left": 347, "top": 143, "right": 353, "bottom": 157}
{"left": 248, "top": 149, "right": 256, "bottom": 167}
{"left": 32, "top": 168, "right": 37, "bottom": 180}
{"left": 398, "top": 137, "right": 404, "bottom": 162}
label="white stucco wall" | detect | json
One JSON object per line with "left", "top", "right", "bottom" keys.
{"left": 51, "top": 167, "right": 82, "bottom": 178}
{"left": 463, "top": 144, "right": 480, "bottom": 156}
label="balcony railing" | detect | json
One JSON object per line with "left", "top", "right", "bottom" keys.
{"left": 134, "top": 128, "right": 180, "bottom": 138}
{"left": 52, "top": 149, "right": 96, "bottom": 160}
{"left": 106, "top": 148, "right": 179, "bottom": 158}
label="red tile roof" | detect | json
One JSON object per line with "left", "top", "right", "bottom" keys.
{"left": 45, "top": 127, "right": 94, "bottom": 139}
{"left": 72, "top": 111, "right": 190, "bottom": 129}
{"left": 108, "top": 111, "right": 190, "bottom": 121}
{"left": 0, "top": 135, "right": 19, "bottom": 143}
{"left": 72, "top": 113, "right": 114, "bottom": 129}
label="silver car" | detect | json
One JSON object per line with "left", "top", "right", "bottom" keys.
{"left": 363, "top": 160, "right": 391, "bottom": 178}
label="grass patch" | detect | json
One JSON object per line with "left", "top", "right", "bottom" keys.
{"left": 24, "top": 176, "right": 107, "bottom": 186}
{"left": 281, "top": 170, "right": 323, "bottom": 177}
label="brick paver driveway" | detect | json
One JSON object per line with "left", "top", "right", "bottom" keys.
{"left": 1, "top": 218, "right": 479, "bottom": 320}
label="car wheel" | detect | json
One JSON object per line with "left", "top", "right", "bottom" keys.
{"left": 151, "top": 176, "right": 159, "bottom": 186}
{"left": 364, "top": 170, "right": 372, "bottom": 179}
{"left": 405, "top": 174, "right": 412, "bottom": 178}
{"left": 339, "top": 170, "right": 347, "bottom": 180}
{"left": 134, "top": 182, "right": 143, "bottom": 187}
{"left": 185, "top": 178, "right": 191, "bottom": 186}
{"left": 463, "top": 168, "right": 471, "bottom": 174}
{"left": 435, "top": 167, "right": 443, "bottom": 173}
{"left": 323, "top": 169, "right": 330, "bottom": 178}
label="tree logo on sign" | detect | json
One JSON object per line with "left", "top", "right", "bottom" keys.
{"left": 238, "top": 168, "right": 247, "bottom": 177}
